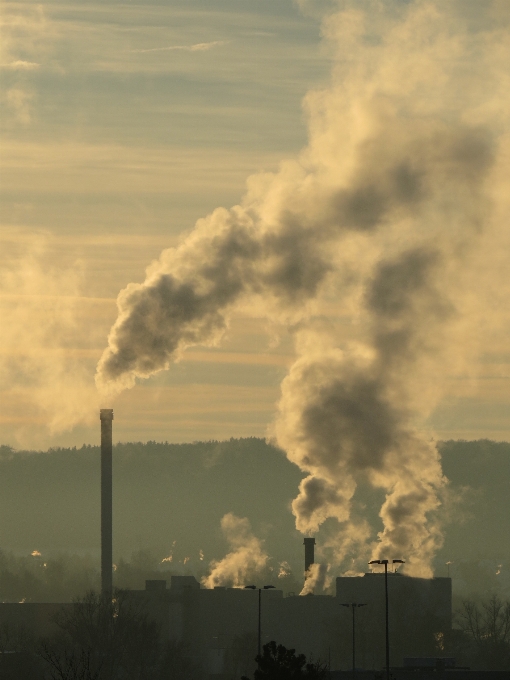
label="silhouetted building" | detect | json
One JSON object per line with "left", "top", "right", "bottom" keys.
{"left": 5, "top": 575, "right": 509, "bottom": 680}
{"left": 335, "top": 572, "right": 452, "bottom": 669}
{"left": 125, "top": 573, "right": 452, "bottom": 677}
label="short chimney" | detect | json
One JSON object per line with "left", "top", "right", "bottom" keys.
{"left": 100, "top": 409, "right": 114, "bottom": 596}
{"left": 304, "top": 537, "right": 315, "bottom": 574}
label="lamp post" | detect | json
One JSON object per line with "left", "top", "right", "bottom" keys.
{"left": 368, "top": 559, "right": 405, "bottom": 680}
{"left": 340, "top": 602, "right": 367, "bottom": 680}
{"left": 245, "top": 585, "right": 275, "bottom": 663}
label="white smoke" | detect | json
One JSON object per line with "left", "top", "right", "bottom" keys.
{"left": 202, "top": 513, "right": 269, "bottom": 589}
{"left": 300, "top": 562, "right": 330, "bottom": 596}
{"left": 0, "top": 233, "right": 99, "bottom": 446}
{"left": 97, "top": 1, "right": 510, "bottom": 576}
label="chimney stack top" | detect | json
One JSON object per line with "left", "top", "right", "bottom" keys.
{"left": 100, "top": 409, "right": 114, "bottom": 421}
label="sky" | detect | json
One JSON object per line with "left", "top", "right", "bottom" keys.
{"left": 1, "top": 0, "right": 510, "bottom": 454}
{"left": 1, "top": 0, "right": 330, "bottom": 447}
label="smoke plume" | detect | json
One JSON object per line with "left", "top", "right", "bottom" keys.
{"left": 202, "top": 514, "right": 269, "bottom": 589}
{"left": 97, "top": 1, "right": 510, "bottom": 575}
{"left": 300, "top": 563, "right": 330, "bottom": 596}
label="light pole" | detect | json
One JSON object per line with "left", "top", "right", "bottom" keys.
{"left": 368, "top": 559, "right": 405, "bottom": 680}
{"left": 245, "top": 585, "right": 275, "bottom": 663}
{"left": 340, "top": 602, "right": 367, "bottom": 680}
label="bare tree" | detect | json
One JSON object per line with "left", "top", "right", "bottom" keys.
{"left": 39, "top": 589, "right": 161, "bottom": 680}
{"left": 39, "top": 641, "right": 101, "bottom": 680}
{"left": 456, "top": 594, "right": 510, "bottom": 670}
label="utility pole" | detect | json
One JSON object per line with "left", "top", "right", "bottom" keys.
{"left": 258, "top": 587, "right": 261, "bottom": 657}
{"left": 369, "top": 558, "right": 405, "bottom": 680}
{"left": 340, "top": 602, "right": 367, "bottom": 680}
{"left": 245, "top": 585, "right": 275, "bottom": 665}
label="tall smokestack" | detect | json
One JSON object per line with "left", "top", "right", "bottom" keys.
{"left": 303, "top": 537, "right": 315, "bottom": 574}
{"left": 100, "top": 409, "right": 113, "bottom": 596}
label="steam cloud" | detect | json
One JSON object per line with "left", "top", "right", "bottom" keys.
{"left": 202, "top": 513, "right": 269, "bottom": 589}
{"left": 97, "top": 1, "right": 510, "bottom": 576}
{"left": 0, "top": 234, "right": 99, "bottom": 447}
{"left": 300, "top": 563, "right": 330, "bottom": 596}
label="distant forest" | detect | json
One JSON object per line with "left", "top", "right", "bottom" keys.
{"left": 0, "top": 438, "right": 508, "bottom": 603}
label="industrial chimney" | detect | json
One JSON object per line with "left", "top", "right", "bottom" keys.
{"left": 303, "top": 537, "right": 315, "bottom": 574}
{"left": 100, "top": 409, "right": 114, "bottom": 596}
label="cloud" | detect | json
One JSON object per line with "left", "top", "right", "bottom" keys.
{"left": 0, "top": 233, "right": 99, "bottom": 447}
{"left": 1, "top": 60, "right": 40, "bottom": 70}
{"left": 5, "top": 88, "right": 34, "bottom": 125}
{"left": 132, "top": 41, "right": 227, "bottom": 54}
{"left": 0, "top": 4, "right": 55, "bottom": 76}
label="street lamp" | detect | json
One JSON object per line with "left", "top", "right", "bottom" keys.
{"left": 340, "top": 602, "right": 367, "bottom": 680}
{"left": 245, "top": 585, "right": 276, "bottom": 663}
{"left": 368, "top": 559, "right": 405, "bottom": 680}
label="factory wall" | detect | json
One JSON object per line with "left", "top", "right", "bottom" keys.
{"left": 0, "top": 573, "right": 453, "bottom": 678}
{"left": 335, "top": 573, "right": 452, "bottom": 670}
{"left": 130, "top": 573, "right": 452, "bottom": 677}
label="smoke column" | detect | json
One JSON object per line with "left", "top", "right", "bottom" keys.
{"left": 300, "top": 563, "right": 329, "bottom": 596}
{"left": 202, "top": 513, "right": 269, "bottom": 588}
{"left": 96, "top": 1, "right": 510, "bottom": 576}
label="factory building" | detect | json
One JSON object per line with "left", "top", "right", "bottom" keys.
{"left": 335, "top": 572, "right": 452, "bottom": 670}
{"left": 0, "top": 572, "right": 451, "bottom": 676}
{"left": 127, "top": 571, "right": 453, "bottom": 678}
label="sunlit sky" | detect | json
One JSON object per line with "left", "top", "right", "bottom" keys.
{"left": 1, "top": 0, "right": 509, "bottom": 449}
